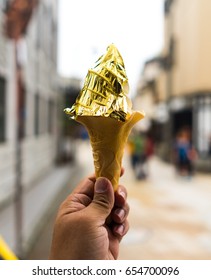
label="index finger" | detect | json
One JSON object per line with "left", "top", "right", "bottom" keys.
{"left": 71, "top": 176, "right": 95, "bottom": 198}
{"left": 74, "top": 166, "right": 125, "bottom": 197}
{"left": 88, "top": 166, "right": 125, "bottom": 183}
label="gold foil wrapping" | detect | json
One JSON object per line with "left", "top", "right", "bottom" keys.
{"left": 64, "top": 44, "right": 132, "bottom": 122}
{"left": 64, "top": 44, "right": 145, "bottom": 190}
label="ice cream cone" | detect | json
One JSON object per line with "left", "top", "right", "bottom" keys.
{"left": 77, "top": 111, "right": 144, "bottom": 190}
{"left": 64, "top": 44, "right": 145, "bottom": 190}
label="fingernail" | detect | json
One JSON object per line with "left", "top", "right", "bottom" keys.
{"left": 95, "top": 177, "right": 109, "bottom": 193}
{"left": 119, "top": 191, "right": 126, "bottom": 200}
{"left": 115, "top": 224, "right": 124, "bottom": 236}
{"left": 115, "top": 208, "right": 125, "bottom": 220}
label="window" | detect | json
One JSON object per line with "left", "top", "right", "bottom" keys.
{"left": 48, "top": 99, "right": 54, "bottom": 134}
{"left": 40, "top": 96, "right": 47, "bottom": 134}
{"left": 0, "top": 76, "right": 6, "bottom": 142}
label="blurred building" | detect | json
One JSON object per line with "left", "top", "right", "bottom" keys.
{"left": 0, "top": 0, "right": 15, "bottom": 203}
{"left": 0, "top": 0, "right": 59, "bottom": 206}
{"left": 136, "top": 0, "right": 211, "bottom": 171}
{"left": 57, "top": 77, "right": 82, "bottom": 163}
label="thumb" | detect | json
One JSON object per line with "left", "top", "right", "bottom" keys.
{"left": 88, "top": 177, "right": 114, "bottom": 219}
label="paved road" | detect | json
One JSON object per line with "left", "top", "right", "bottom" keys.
{"left": 119, "top": 155, "right": 211, "bottom": 259}
{"left": 28, "top": 141, "right": 211, "bottom": 260}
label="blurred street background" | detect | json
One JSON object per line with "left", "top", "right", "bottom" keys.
{"left": 0, "top": 0, "right": 211, "bottom": 260}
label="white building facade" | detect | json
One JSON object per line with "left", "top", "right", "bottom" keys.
{"left": 0, "top": 0, "right": 59, "bottom": 206}
{"left": 0, "top": 0, "right": 17, "bottom": 203}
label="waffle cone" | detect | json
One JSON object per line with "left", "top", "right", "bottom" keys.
{"left": 77, "top": 111, "right": 144, "bottom": 191}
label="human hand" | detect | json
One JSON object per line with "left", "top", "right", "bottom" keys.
{"left": 49, "top": 172, "right": 129, "bottom": 260}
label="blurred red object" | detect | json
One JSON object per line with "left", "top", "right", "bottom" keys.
{"left": 4, "top": 0, "right": 38, "bottom": 40}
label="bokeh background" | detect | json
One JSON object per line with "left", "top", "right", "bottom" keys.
{"left": 0, "top": 0, "right": 211, "bottom": 260}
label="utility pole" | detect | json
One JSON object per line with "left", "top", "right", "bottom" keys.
{"left": 14, "top": 39, "right": 23, "bottom": 257}
{"left": 4, "top": 0, "right": 38, "bottom": 258}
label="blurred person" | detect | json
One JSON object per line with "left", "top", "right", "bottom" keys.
{"left": 79, "top": 126, "right": 89, "bottom": 140}
{"left": 173, "top": 127, "right": 197, "bottom": 177}
{"left": 129, "top": 131, "right": 148, "bottom": 180}
{"left": 144, "top": 133, "right": 154, "bottom": 176}
{"left": 145, "top": 133, "right": 154, "bottom": 159}
{"left": 49, "top": 172, "right": 129, "bottom": 260}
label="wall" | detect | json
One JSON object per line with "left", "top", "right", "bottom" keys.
{"left": 0, "top": 0, "right": 59, "bottom": 205}
{"left": 0, "top": 4, "right": 17, "bottom": 203}
{"left": 171, "top": 0, "right": 211, "bottom": 96}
